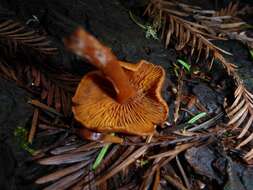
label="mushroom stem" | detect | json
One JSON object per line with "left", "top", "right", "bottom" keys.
{"left": 103, "top": 60, "right": 136, "bottom": 104}
{"left": 64, "top": 27, "right": 136, "bottom": 103}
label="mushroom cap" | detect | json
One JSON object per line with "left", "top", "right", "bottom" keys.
{"left": 72, "top": 60, "right": 168, "bottom": 136}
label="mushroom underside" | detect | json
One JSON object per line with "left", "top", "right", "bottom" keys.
{"left": 72, "top": 60, "right": 168, "bottom": 135}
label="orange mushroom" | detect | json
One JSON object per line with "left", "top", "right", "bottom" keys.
{"left": 64, "top": 27, "right": 135, "bottom": 104}
{"left": 65, "top": 27, "right": 168, "bottom": 136}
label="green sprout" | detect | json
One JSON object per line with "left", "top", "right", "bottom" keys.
{"left": 223, "top": 131, "right": 233, "bottom": 137}
{"left": 139, "top": 159, "right": 149, "bottom": 167}
{"left": 242, "top": 24, "right": 253, "bottom": 30}
{"left": 92, "top": 133, "right": 115, "bottom": 170}
{"left": 14, "top": 126, "right": 36, "bottom": 155}
{"left": 187, "top": 112, "right": 207, "bottom": 124}
{"left": 173, "top": 63, "right": 179, "bottom": 77}
{"left": 92, "top": 143, "right": 111, "bottom": 170}
{"left": 250, "top": 49, "right": 253, "bottom": 61}
{"left": 177, "top": 59, "right": 191, "bottom": 72}
{"left": 129, "top": 11, "right": 159, "bottom": 40}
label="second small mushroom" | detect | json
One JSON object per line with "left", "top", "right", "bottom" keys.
{"left": 65, "top": 27, "right": 168, "bottom": 136}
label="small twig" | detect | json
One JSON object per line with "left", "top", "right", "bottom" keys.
{"left": 188, "top": 112, "right": 223, "bottom": 132}
{"left": 129, "top": 11, "right": 146, "bottom": 30}
{"left": 140, "top": 157, "right": 161, "bottom": 189}
{"left": 195, "top": 101, "right": 209, "bottom": 113}
{"left": 36, "top": 161, "right": 89, "bottom": 184}
{"left": 28, "top": 99, "right": 63, "bottom": 117}
{"left": 174, "top": 70, "right": 184, "bottom": 123}
{"left": 176, "top": 156, "right": 190, "bottom": 189}
{"left": 164, "top": 175, "right": 188, "bottom": 190}
{"left": 95, "top": 146, "right": 148, "bottom": 185}
{"left": 122, "top": 136, "right": 193, "bottom": 146}
{"left": 146, "top": 133, "right": 153, "bottom": 143}
{"left": 153, "top": 168, "right": 161, "bottom": 190}
{"left": 28, "top": 108, "right": 39, "bottom": 143}
{"left": 149, "top": 142, "right": 197, "bottom": 160}
{"left": 180, "top": 108, "right": 194, "bottom": 117}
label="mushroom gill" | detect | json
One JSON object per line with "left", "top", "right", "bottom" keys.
{"left": 65, "top": 27, "right": 168, "bottom": 136}
{"left": 72, "top": 60, "right": 168, "bottom": 135}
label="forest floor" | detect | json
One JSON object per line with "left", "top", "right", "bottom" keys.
{"left": 0, "top": 0, "right": 253, "bottom": 190}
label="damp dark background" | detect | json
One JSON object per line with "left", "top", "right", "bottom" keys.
{"left": 0, "top": 0, "right": 252, "bottom": 190}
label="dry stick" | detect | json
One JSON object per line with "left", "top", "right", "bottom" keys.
{"left": 140, "top": 157, "right": 162, "bottom": 190}
{"left": 67, "top": 147, "right": 130, "bottom": 190}
{"left": 244, "top": 148, "right": 253, "bottom": 161}
{"left": 78, "top": 171, "right": 96, "bottom": 190}
{"left": 69, "top": 175, "right": 88, "bottom": 190}
{"left": 108, "top": 146, "right": 136, "bottom": 170}
{"left": 168, "top": 163, "right": 185, "bottom": 185}
{"left": 43, "top": 169, "right": 84, "bottom": 190}
{"left": 38, "top": 150, "right": 97, "bottom": 165}
{"left": 174, "top": 70, "right": 183, "bottom": 123}
{"left": 118, "top": 182, "right": 138, "bottom": 190}
{"left": 70, "top": 142, "right": 105, "bottom": 154}
{"left": 31, "top": 133, "right": 69, "bottom": 160}
{"left": 150, "top": 144, "right": 200, "bottom": 189}
{"left": 28, "top": 108, "right": 39, "bottom": 143}
{"left": 153, "top": 168, "right": 161, "bottom": 190}
{"left": 188, "top": 112, "right": 223, "bottom": 132}
{"left": 36, "top": 161, "right": 89, "bottom": 184}
{"left": 50, "top": 142, "right": 86, "bottom": 155}
{"left": 123, "top": 136, "right": 193, "bottom": 146}
{"left": 94, "top": 145, "right": 122, "bottom": 175}
{"left": 164, "top": 175, "right": 188, "bottom": 190}
{"left": 158, "top": 138, "right": 213, "bottom": 170}
{"left": 144, "top": 143, "right": 199, "bottom": 189}
{"left": 28, "top": 99, "right": 63, "bottom": 117}
{"left": 148, "top": 142, "right": 197, "bottom": 160}
{"left": 176, "top": 156, "right": 190, "bottom": 189}
{"left": 195, "top": 101, "right": 209, "bottom": 113}
{"left": 95, "top": 145, "right": 148, "bottom": 185}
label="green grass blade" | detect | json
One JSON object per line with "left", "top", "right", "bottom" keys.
{"left": 92, "top": 143, "right": 111, "bottom": 170}
{"left": 242, "top": 24, "right": 253, "bottom": 29}
{"left": 187, "top": 112, "right": 207, "bottom": 124}
{"left": 177, "top": 59, "right": 191, "bottom": 72}
{"left": 250, "top": 49, "right": 253, "bottom": 60}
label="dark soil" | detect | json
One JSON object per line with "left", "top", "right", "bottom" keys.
{"left": 0, "top": 79, "right": 33, "bottom": 190}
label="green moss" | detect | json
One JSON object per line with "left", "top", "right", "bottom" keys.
{"left": 14, "top": 126, "right": 36, "bottom": 155}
